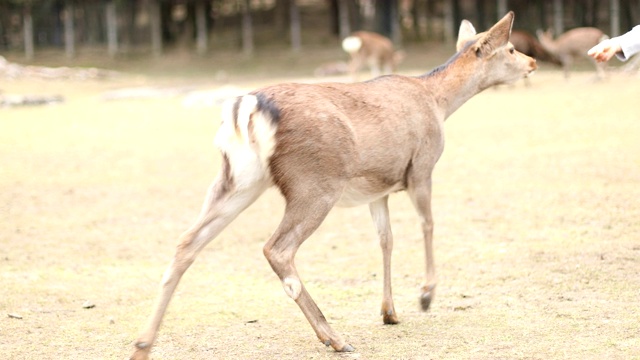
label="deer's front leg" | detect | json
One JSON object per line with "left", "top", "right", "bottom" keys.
{"left": 369, "top": 196, "right": 398, "bottom": 324}
{"left": 347, "top": 55, "right": 364, "bottom": 82}
{"left": 408, "top": 178, "right": 437, "bottom": 311}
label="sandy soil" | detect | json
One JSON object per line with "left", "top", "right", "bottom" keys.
{"left": 1, "top": 51, "right": 639, "bottom": 360}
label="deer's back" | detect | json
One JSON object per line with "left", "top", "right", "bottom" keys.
{"left": 352, "top": 31, "right": 395, "bottom": 59}
{"left": 556, "top": 27, "right": 605, "bottom": 54}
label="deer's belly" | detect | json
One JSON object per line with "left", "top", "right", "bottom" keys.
{"left": 336, "top": 181, "right": 404, "bottom": 207}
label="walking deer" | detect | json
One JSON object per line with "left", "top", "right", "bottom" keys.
{"left": 341, "top": 31, "right": 405, "bottom": 81}
{"left": 130, "top": 12, "right": 536, "bottom": 359}
{"left": 536, "top": 27, "right": 608, "bottom": 79}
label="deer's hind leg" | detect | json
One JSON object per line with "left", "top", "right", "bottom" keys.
{"left": 263, "top": 178, "right": 354, "bottom": 352}
{"left": 592, "top": 57, "right": 607, "bottom": 80}
{"left": 131, "top": 158, "right": 270, "bottom": 360}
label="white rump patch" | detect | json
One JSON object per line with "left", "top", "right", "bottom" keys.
{"left": 214, "top": 95, "right": 277, "bottom": 189}
{"left": 342, "top": 36, "right": 363, "bottom": 54}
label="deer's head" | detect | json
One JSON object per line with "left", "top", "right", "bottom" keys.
{"left": 455, "top": 12, "right": 537, "bottom": 89}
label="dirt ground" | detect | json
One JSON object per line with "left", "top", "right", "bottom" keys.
{"left": 1, "top": 46, "right": 639, "bottom": 360}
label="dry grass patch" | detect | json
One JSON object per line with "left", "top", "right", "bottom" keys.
{"left": 1, "top": 66, "right": 639, "bottom": 359}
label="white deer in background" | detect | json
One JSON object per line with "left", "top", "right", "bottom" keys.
{"left": 130, "top": 12, "right": 536, "bottom": 359}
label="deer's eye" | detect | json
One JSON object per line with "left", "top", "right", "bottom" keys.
{"left": 509, "top": 47, "right": 515, "bottom": 54}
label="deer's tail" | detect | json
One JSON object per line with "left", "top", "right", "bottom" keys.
{"left": 214, "top": 93, "right": 279, "bottom": 188}
{"left": 342, "top": 35, "right": 363, "bottom": 54}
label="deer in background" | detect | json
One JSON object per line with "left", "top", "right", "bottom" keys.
{"left": 130, "top": 12, "right": 536, "bottom": 359}
{"left": 341, "top": 31, "right": 405, "bottom": 81}
{"left": 511, "top": 30, "right": 561, "bottom": 65}
{"left": 537, "top": 27, "right": 608, "bottom": 80}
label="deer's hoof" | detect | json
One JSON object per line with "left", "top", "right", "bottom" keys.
{"left": 420, "top": 284, "right": 436, "bottom": 311}
{"left": 130, "top": 349, "right": 149, "bottom": 360}
{"left": 420, "top": 294, "right": 432, "bottom": 311}
{"left": 382, "top": 309, "right": 399, "bottom": 325}
{"left": 323, "top": 339, "right": 354, "bottom": 352}
{"left": 339, "top": 344, "right": 355, "bottom": 352}
{"left": 130, "top": 341, "right": 151, "bottom": 360}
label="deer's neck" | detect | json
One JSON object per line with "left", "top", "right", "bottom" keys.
{"left": 419, "top": 55, "right": 484, "bottom": 119}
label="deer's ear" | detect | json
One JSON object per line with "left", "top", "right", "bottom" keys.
{"left": 456, "top": 20, "right": 477, "bottom": 51}
{"left": 474, "top": 11, "right": 514, "bottom": 57}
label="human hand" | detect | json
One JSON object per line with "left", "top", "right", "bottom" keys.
{"left": 587, "top": 39, "right": 621, "bottom": 62}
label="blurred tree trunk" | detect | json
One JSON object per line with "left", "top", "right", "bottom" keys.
{"left": 553, "top": 0, "right": 563, "bottom": 34}
{"left": 120, "top": 0, "right": 136, "bottom": 52}
{"left": 624, "top": 0, "right": 639, "bottom": 29}
{"left": 175, "top": 3, "right": 195, "bottom": 51}
{"left": 150, "top": 0, "right": 162, "bottom": 56}
{"left": 496, "top": 0, "right": 507, "bottom": 19}
{"left": 84, "top": 2, "right": 102, "bottom": 46}
{"left": 289, "top": 0, "right": 301, "bottom": 52}
{"left": 583, "top": 0, "right": 598, "bottom": 27}
{"left": 537, "top": 1, "right": 547, "bottom": 30}
{"left": 242, "top": 0, "right": 254, "bottom": 56}
{"left": 329, "top": 0, "right": 358, "bottom": 38}
{"left": 347, "top": 0, "right": 361, "bottom": 31}
{"left": 475, "top": 0, "right": 486, "bottom": 31}
{"left": 411, "top": 0, "right": 429, "bottom": 41}
{"left": 274, "top": 0, "right": 288, "bottom": 38}
{"left": 443, "top": 0, "right": 455, "bottom": 43}
{"left": 374, "top": 0, "right": 389, "bottom": 37}
{"left": 426, "top": 0, "right": 436, "bottom": 40}
{"left": 64, "top": 1, "right": 75, "bottom": 58}
{"left": 195, "top": 0, "right": 208, "bottom": 55}
{"left": 375, "top": 0, "right": 400, "bottom": 45}
{"left": 338, "top": 0, "right": 350, "bottom": 38}
{"left": 23, "top": 4, "right": 34, "bottom": 60}
{"left": 328, "top": 0, "right": 339, "bottom": 36}
{"left": 573, "top": 0, "right": 592, "bottom": 27}
{"left": 610, "top": 0, "right": 620, "bottom": 37}
{"left": 0, "top": 4, "right": 5, "bottom": 50}
{"left": 106, "top": 0, "right": 118, "bottom": 57}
